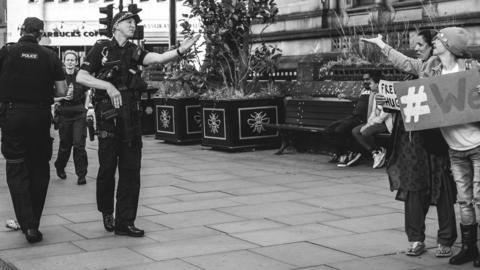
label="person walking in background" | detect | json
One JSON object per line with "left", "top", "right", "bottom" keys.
{"left": 362, "top": 29, "right": 458, "bottom": 258}
{"left": 54, "top": 50, "right": 90, "bottom": 185}
{"left": 76, "top": 11, "right": 199, "bottom": 237}
{"left": 350, "top": 75, "right": 393, "bottom": 168}
{"left": 325, "top": 71, "right": 379, "bottom": 167}
{"left": 0, "top": 17, "right": 67, "bottom": 243}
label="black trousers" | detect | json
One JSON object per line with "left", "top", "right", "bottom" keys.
{"left": 404, "top": 185, "right": 457, "bottom": 246}
{"left": 325, "top": 115, "right": 363, "bottom": 155}
{"left": 96, "top": 136, "right": 142, "bottom": 226}
{"left": 54, "top": 111, "right": 88, "bottom": 178}
{"left": 1, "top": 105, "right": 52, "bottom": 232}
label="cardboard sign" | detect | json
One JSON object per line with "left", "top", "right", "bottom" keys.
{"left": 378, "top": 80, "right": 399, "bottom": 110}
{"left": 394, "top": 69, "right": 480, "bottom": 131}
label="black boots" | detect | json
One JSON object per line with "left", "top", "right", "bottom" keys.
{"left": 102, "top": 213, "right": 115, "bottom": 232}
{"left": 115, "top": 224, "right": 144, "bottom": 237}
{"left": 56, "top": 167, "right": 67, "bottom": 179}
{"left": 77, "top": 176, "right": 86, "bottom": 185}
{"left": 449, "top": 223, "right": 479, "bottom": 265}
{"left": 25, "top": 229, "right": 43, "bottom": 243}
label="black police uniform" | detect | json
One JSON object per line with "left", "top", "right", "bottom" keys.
{"left": 0, "top": 35, "right": 65, "bottom": 232}
{"left": 54, "top": 68, "right": 89, "bottom": 180}
{"left": 80, "top": 37, "right": 147, "bottom": 228}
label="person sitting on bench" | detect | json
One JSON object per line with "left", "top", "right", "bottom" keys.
{"left": 325, "top": 71, "right": 380, "bottom": 167}
{"left": 350, "top": 74, "right": 393, "bottom": 168}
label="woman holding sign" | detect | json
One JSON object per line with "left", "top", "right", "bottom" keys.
{"left": 362, "top": 30, "right": 458, "bottom": 259}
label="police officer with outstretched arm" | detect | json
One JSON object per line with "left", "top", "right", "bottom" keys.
{"left": 76, "top": 11, "right": 199, "bottom": 237}
{"left": 0, "top": 17, "right": 67, "bottom": 243}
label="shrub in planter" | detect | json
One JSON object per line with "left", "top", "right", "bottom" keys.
{"left": 154, "top": 44, "right": 207, "bottom": 143}
{"left": 181, "top": 0, "right": 285, "bottom": 150}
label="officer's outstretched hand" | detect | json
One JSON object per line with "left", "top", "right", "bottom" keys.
{"left": 106, "top": 84, "right": 122, "bottom": 108}
{"left": 360, "top": 34, "right": 387, "bottom": 49}
{"left": 178, "top": 34, "right": 201, "bottom": 54}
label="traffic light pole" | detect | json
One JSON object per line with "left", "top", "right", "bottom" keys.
{"left": 169, "top": 0, "right": 176, "bottom": 48}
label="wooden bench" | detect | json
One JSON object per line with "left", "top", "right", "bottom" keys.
{"left": 265, "top": 97, "right": 355, "bottom": 154}
{"left": 265, "top": 97, "right": 392, "bottom": 155}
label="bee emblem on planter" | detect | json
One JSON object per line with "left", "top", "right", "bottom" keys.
{"left": 247, "top": 111, "right": 270, "bottom": 134}
{"left": 194, "top": 111, "right": 202, "bottom": 128}
{"left": 207, "top": 112, "right": 222, "bottom": 134}
{"left": 160, "top": 109, "right": 171, "bottom": 129}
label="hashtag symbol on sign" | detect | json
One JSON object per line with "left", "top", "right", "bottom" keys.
{"left": 400, "top": 85, "right": 431, "bottom": 123}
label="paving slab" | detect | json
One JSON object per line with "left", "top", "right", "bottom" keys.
{"left": 64, "top": 221, "right": 114, "bottom": 239}
{"left": 173, "top": 191, "right": 233, "bottom": 201}
{"left": 296, "top": 183, "right": 384, "bottom": 197}
{"left": 252, "top": 242, "right": 358, "bottom": 268}
{"left": 140, "top": 186, "right": 193, "bottom": 198}
{"left": 174, "top": 180, "right": 263, "bottom": 193}
{"left": 146, "top": 226, "right": 224, "bottom": 242}
{"left": 300, "top": 191, "right": 392, "bottom": 210}
{"left": 133, "top": 235, "right": 258, "bottom": 261}
{"left": 311, "top": 229, "right": 435, "bottom": 258}
{"left": 268, "top": 211, "right": 344, "bottom": 226}
{"left": 227, "top": 191, "right": 313, "bottom": 205}
{"left": 148, "top": 198, "right": 241, "bottom": 213}
{"left": 184, "top": 250, "right": 294, "bottom": 270}
{"left": 39, "top": 214, "right": 72, "bottom": 227}
{"left": 58, "top": 210, "right": 102, "bottom": 223}
{"left": 109, "top": 260, "right": 202, "bottom": 270}
{"left": 224, "top": 185, "right": 291, "bottom": 195}
{"left": 0, "top": 242, "right": 83, "bottom": 262}
{"left": 232, "top": 223, "right": 353, "bottom": 246}
{"left": 326, "top": 256, "right": 423, "bottom": 270}
{"left": 13, "top": 248, "right": 152, "bottom": 270}
{"left": 322, "top": 213, "right": 406, "bottom": 233}
{"left": 208, "top": 219, "right": 286, "bottom": 234}
{"left": 143, "top": 210, "right": 244, "bottom": 229}
{"left": 326, "top": 205, "right": 400, "bottom": 218}
{"left": 247, "top": 174, "right": 323, "bottom": 185}
{"left": 388, "top": 251, "right": 454, "bottom": 268}
{"left": 218, "top": 201, "right": 320, "bottom": 219}
{"left": 140, "top": 175, "right": 191, "bottom": 188}
{"left": 72, "top": 234, "right": 157, "bottom": 251}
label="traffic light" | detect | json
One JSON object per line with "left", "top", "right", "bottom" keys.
{"left": 99, "top": 4, "right": 113, "bottom": 38}
{"left": 128, "top": 4, "right": 144, "bottom": 40}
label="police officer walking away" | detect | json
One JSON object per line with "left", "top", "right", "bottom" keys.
{"left": 54, "top": 50, "right": 89, "bottom": 185}
{"left": 0, "top": 17, "right": 67, "bottom": 243}
{"left": 77, "top": 11, "right": 199, "bottom": 237}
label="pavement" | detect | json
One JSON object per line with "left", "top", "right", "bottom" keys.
{"left": 0, "top": 133, "right": 472, "bottom": 270}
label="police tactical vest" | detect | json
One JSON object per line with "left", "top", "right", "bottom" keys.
{"left": 0, "top": 40, "right": 59, "bottom": 104}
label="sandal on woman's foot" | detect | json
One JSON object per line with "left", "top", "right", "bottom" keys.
{"left": 406, "top": 241, "right": 426, "bottom": 256}
{"left": 435, "top": 244, "right": 452, "bottom": 257}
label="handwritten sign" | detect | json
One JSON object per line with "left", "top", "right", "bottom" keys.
{"left": 378, "top": 80, "right": 399, "bottom": 110}
{"left": 394, "top": 69, "right": 480, "bottom": 131}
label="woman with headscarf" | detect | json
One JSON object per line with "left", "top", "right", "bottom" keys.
{"left": 362, "top": 29, "right": 458, "bottom": 259}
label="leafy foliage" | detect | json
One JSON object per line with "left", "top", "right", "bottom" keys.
{"left": 182, "top": 0, "right": 281, "bottom": 99}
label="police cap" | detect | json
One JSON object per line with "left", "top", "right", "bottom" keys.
{"left": 21, "top": 17, "right": 44, "bottom": 34}
{"left": 112, "top": 12, "right": 141, "bottom": 29}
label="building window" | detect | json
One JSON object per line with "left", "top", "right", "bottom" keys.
{"left": 354, "top": 0, "right": 375, "bottom": 6}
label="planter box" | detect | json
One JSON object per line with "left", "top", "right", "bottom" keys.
{"left": 140, "top": 98, "right": 155, "bottom": 135}
{"left": 200, "top": 97, "right": 283, "bottom": 150}
{"left": 154, "top": 97, "right": 202, "bottom": 143}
